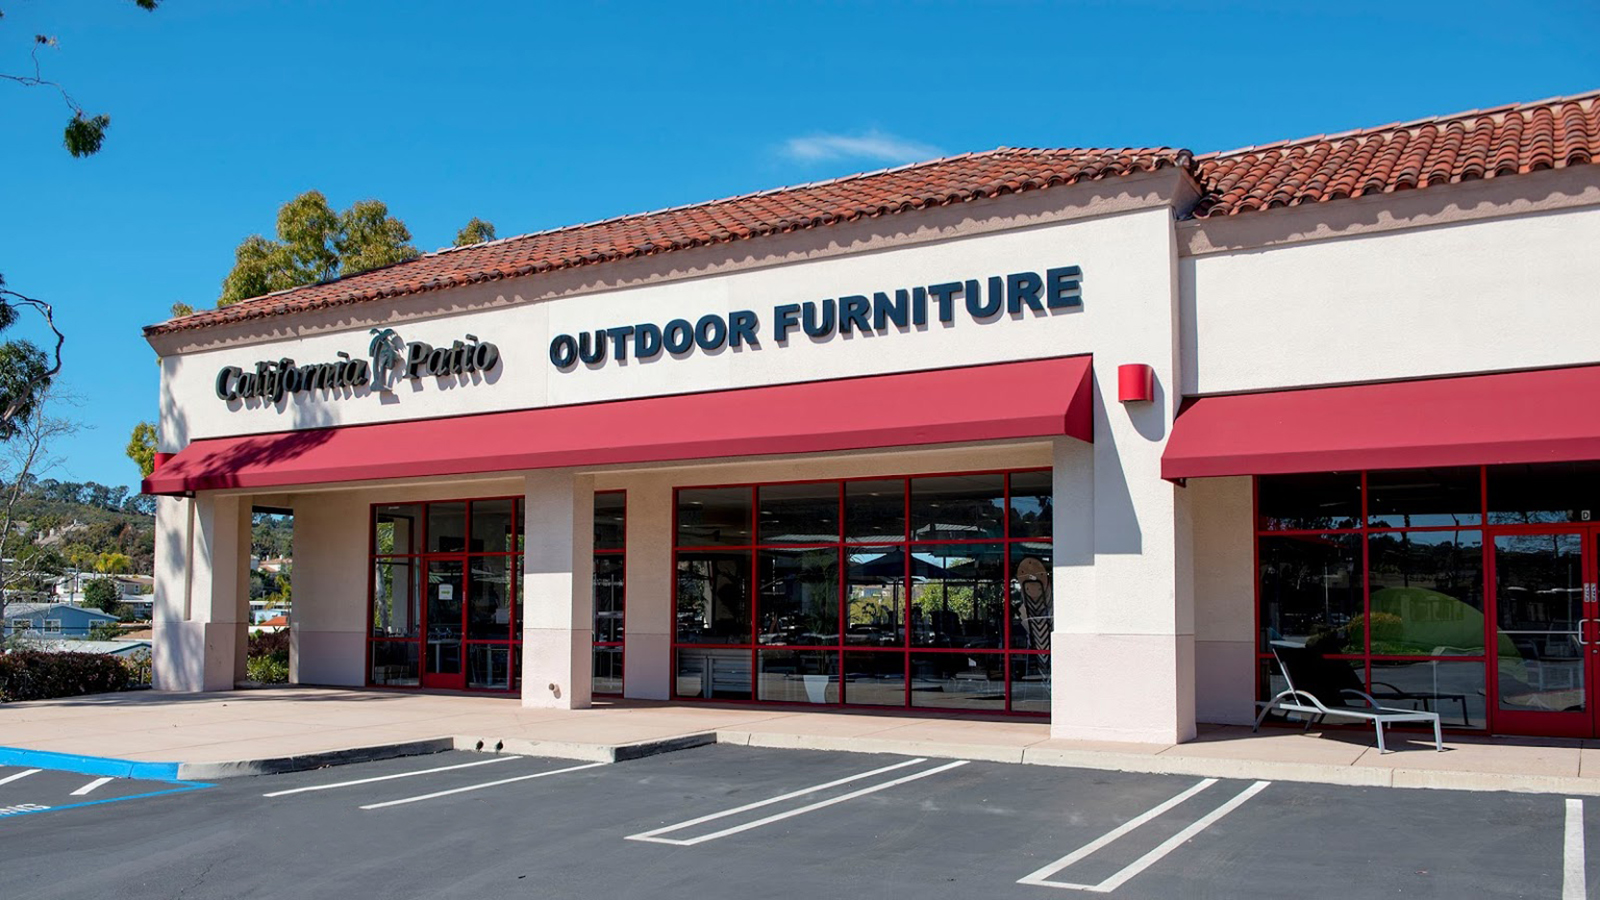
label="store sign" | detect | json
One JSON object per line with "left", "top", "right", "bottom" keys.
{"left": 214, "top": 328, "right": 502, "bottom": 404}
{"left": 548, "top": 265, "right": 1082, "bottom": 369}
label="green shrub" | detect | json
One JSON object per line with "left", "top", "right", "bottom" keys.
{"left": 121, "top": 650, "right": 152, "bottom": 686}
{"left": 0, "top": 650, "right": 131, "bottom": 702}
{"left": 246, "top": 654, "right": 289, "bottom": 683}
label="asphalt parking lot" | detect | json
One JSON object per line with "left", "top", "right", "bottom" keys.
{"left": 0, "top": 745, "right": 1590, "bottom": 899}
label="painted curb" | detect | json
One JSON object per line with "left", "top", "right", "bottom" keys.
{"left": 174, "top": 737, "right": 455, "bottom": 780}
{"left": 451, "top": 732, "right": 717, "bottom": 763}
{"left": 0, "top": 746, "right": 180, "bottom": 781}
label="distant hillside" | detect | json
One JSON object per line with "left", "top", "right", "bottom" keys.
{"left": 3, "top": 480, "right": 294, "bottom": 578}
{"left": 8, "top": 479, "right": 157, "bottom": 575}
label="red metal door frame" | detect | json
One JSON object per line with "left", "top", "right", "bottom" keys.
{"left": 421, "top": 555, "right": 468, "bottom": 691}
{"left": 1486, "top": 523, "right": 1598, "bottom": 738}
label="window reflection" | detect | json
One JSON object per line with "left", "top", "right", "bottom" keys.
{"left": 1008, "top": 470, "right": 1053, "bottom": 538}
{"left": 677, "top": 488, "right": 752, "bottom": 546}
{"left": 675, "top": 551, "right": 752, "bottom": 644}
{"left": 759, "top": 483, "right": 840, "bottom": 544}
{"left": 1258, "top": 533, "right": 1361, "bottom": 653}
{"left": 1257, "top": 472, "right": 1360, "bottom": 531}
{"left": 911, "top": 474, "right": 1005, "bottom": 541}
{"left": 1367, "top": 468, "right": 1481, "bottom": 528}
{"left": 845, "top": 479, "right": 905, "bottom": 542}
{"left": 757, "top": 548, "right": 839, "bottom": 645}
{"left": 910, "top": 544, "right": 1004, "bottom": 649}
{"left": 847, "top": 550, "right": 905, "bottom": 646}
{"left": 1367, "top": 531, "right": 1483, "bottom": 654}
{"left": 910, "top": 653, "right": 1005, "bottom": 711}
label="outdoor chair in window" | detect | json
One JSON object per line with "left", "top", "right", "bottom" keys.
{"left": 1254, "top": 641, "right": 1444, "bottom": 753}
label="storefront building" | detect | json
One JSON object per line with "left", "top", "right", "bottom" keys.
{"left": 143, "top": 91, "right": 1600, "bottom": 744}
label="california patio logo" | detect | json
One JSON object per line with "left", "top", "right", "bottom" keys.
{"left": 213, "top": 328, "right": 501, "bottom": 405}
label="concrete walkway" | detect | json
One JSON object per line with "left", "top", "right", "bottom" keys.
{"left": 3, "top": 686, "right": 1598, "bottom": 793}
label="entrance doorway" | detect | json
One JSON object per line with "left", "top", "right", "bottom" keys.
{"left": 1490, "top": 527, "right": 1596, "bottom": 737}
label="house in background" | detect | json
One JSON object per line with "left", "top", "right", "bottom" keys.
{"left": 4, "top": 602, "right": 119, "bottom": 639}
{"left": 51, "top": 574, "right": 155, "bottom": 616}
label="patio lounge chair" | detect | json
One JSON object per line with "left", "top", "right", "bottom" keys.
{"left": 1254, "top": 641, "right": 1444, "bottom": 753}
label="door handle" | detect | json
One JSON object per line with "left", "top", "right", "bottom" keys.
{"left": 1579, "top": 618, "right": 1591, "bottom": 647}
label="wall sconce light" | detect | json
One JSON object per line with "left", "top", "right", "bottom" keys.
{"left": 1117, "top": 363, "right": 1154, "bottom": 403}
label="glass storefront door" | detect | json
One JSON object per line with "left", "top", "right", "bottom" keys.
{"left": 1490, "top": 529, "right": 1596, "bottom": 737}
{"left": 423, "top": 557, "right": 467, "bottom": 690}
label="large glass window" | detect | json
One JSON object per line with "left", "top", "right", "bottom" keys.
{"left": 1256, "top": 469, "right": 1488, "bottom": 729}
{"left": 673, "top": 469, "right": 1050, "bottom": 713}
{"left": 593, "top": 491, "right": 625, "bottom": 695}
{"left": 368, "top": 496, "right": 521, "bottom": 692}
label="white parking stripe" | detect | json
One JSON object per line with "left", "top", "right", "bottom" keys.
{"left": 629, "top": 759, "right": 971, "bottom": 846}
{"left": 1019, "top": 779, "right": 1218, "bottom": 884}
{"left": 1565, "top": 798, "right": 1586, "bottom": 900}
{"left": 359, "top": 762, "right": 606, "bottom": 810}
{"left": 626, "top": 757, "right": 932, "bottom": 844}
{"left": 70, "top": 777, "right": 115, "bottom": 796}
{"left": 263, "top": 755, "right": 518, "bottom": 797}
{"left": 1019, "top": 779, "right": 1271, "bottom": 893}
{"left": 0, "top": 769, "right": 41, "bottom": 787}
{"left": 1094, "top": 781, "right": 1270, "bottom": 894}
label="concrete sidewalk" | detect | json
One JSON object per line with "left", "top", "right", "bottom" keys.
{"left": 3, "top": 686, "right": 1597, "bottom": 793}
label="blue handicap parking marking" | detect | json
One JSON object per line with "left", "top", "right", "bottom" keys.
{"left": 0, "top": 748, "right": 213, "bottom": 822}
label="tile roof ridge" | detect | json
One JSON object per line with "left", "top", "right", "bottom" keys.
{"left": 435, "top": 148, "right": 1010, "bottom": 254}
{"left": 1195, "top": 87, "right": 1600, "bottom": 160}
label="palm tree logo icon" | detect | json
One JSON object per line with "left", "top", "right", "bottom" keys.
{"left": 368, "top": 328, "right": 403, "bottom": 390}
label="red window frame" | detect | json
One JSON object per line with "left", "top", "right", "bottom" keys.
{"left": 1253, "top": 468, "right": 1491, "bottom": 731}
{"left": 593, "top": 490, "right": 626, "bottom": 696}
{"left": 670, "top": 467, "right": 1052, "bottom": 716}
{"left": 366, "top": 494, "right": 524, "bottom": 694}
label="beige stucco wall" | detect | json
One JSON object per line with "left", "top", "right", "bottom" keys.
{"left": 1181, "top": 202, "right": 1600, "bottom": 396}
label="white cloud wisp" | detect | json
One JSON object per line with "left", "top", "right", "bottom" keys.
{"left": 782, "top": 130, "right": 942, "bottom": 165}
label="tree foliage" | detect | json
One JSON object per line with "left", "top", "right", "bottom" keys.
{"left": 454, "top": 218, "right": 497, "bottom": 247}
{"left": 126, "top": 420, "right": 157, "bottom": 478}
{"left": 1, "top": 1, "right": 159, "bottom": 157}
{"left": 218, "top": 191, "right": 420, "bottom": 306}
{"left": 83, "top": 576, "right": 120, "bottom": 613}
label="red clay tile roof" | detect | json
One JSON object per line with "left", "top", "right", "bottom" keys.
{"left": 144, "top": 148, "right": 1190, "bottom": 336}
{"left": 1192, "top": 89, "right": 1600, "bottom": 218}
{"left": 148, "top": 90, "right": 1600, "bottom": 336}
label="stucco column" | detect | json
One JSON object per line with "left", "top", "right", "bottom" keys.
{"left": 152, "top": 493, "right": 250, "bottom": 692}
{"left": 521, "top": 471, "right": 594, "bottom": 709}
{"left": 288, "top": 493, "right": 367, "bottom": 686}
{"left": 622, "top": 475, "right": 672, "bottom": 700}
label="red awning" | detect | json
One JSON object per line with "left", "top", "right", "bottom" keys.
{"left": 1162, "top": 365, "right": 1600, "bottom": 480}
{"left": 145, "top": 355, "right": 1093, "bottom": 495}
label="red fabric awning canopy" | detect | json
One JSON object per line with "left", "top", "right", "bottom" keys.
{"left": 1162, "top": 364, "right": 1600, "bottom": 480}
{"left": 145, "top": 355, "right": 1093, "bottom": 495}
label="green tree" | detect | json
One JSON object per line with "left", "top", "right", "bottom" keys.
{"left": 218, "top": 191, "right": 419, "bottom": 307}
{"left": 126, "top": 421, "right": 157, "bottom": 478}
{"left": 83, "top": 576, "right": 120, "bottom": 613}
{"left": 2, "top": 1, "right": 160, "bottom": 157}
{"left": 94, "top": 551, "right": 132, "bottom": 574}
{"left": 454, "top": 218, "right": 497, "bottom": 247}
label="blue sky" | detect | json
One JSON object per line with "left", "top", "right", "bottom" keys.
{"left": 2, "top": 0, "right": 1597, "bottom": 492}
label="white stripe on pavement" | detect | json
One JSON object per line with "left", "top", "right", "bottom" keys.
{"left": 1565, "top": 798, "right": 1586, "bottom": 900}
{"left": 264, "top": 755, "right": 519, "bottom": 797}
{"left": 1020, "top": 779, "right": 1271, "bottom": 893}
{"left": 1019, "top": 779, "right": 1218, "bottom": 885}
{"left": 359, "top": 761, "right": 606, "bottom": 810}
{"left": 0, "top": 769, "right": 41, "bottom": 787}
{"left": 626, "top": 757, "right": 932, "bottom": 844}
{"left": 629, "top": 759, "right": 971, "bottom": 846}
{"left": 1094, "top": 781, "right": 1271, "bottom": 894}
{"left": 70, "top": 777, "right": 115, "bottom": 796}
